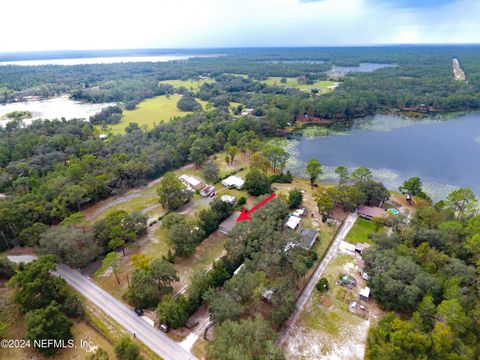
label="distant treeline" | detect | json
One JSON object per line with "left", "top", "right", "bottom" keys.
{"left": 1, "top": 46, "right": 480, "bottom": 120}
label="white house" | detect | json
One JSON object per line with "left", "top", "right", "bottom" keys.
{"left": 179, "top": 174, "right": 205, "bottom": 191}
{"left": 221, "top": 175, "right": 245, "bottom": 190}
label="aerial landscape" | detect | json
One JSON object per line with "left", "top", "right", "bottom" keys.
{"left": 2, "top": 1, "right": 480, "bottom": 360}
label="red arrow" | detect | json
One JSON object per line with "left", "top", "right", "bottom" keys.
{"left": 236, "top": 193, "right": 277, "bottom": 222}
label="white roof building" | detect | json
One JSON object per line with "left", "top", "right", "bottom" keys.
{"left": 221, "top": 195, "right": 237, "bottom": 204}
{"left": 360, "top": 287, "right": 371, "bottom": 300}
{"left": 292, "top": 208, "right": 306, "bottom": 217}
{"left": 221, "top": 175, "right": 245, "bottom": 190}
{"left": 285, "top": 215, "right": 302, "bottom": 230}
{"left": 179, "top": 174, "right": 205, "bottom": 190}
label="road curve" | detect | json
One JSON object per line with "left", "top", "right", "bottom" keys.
{"left": 276, "top": 213, "right": 358, "bottom": 346}
{"left": 8, "top": 256, "right": 196, "bottom": 360}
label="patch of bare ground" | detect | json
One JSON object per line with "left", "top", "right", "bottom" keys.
{"left": 283, "top": 251, "right": 383, "bottom": 360}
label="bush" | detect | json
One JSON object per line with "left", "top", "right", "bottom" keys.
{"left": 305, "top": 258, "right": 314, "bottom": 269}
{"left": 245, "top": 169, "right": 271, "bottom": 196}
{"left": 89, "top": 105, "right": 123, "bottom": 125}
{"left": 0, "top": 257, "right": 15, "bottom": 279}
{"left": 288, "top": 188, "right": 303, "bottom": 209}
{"left": 316, "top": 277, "right": 329, "bottom": 293}
{"left": 177, "top": 95, "right": 201, "bottom": 111}
{"left": 115, "top": 337, "right": 142, "bottom": 360}
{"left": 237, "top": 196, "right": 247, "bottom": 206}
{"left": 269, "top": 170, "right": 293, "bottom": 184}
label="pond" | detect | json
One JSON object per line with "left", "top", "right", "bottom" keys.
{"left": 0, "top": 96, "right": 114, "bottom": 126}
{"left": 287, "top": 112, "right": 480, "bottom": 200}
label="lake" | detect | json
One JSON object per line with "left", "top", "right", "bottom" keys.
{"left": 0, "top": 54, "right": 222, "bottom": 66}
{"left": 0, "top": 96, "right": 114, "bottom": 126}
{"left": 287, "top": 113, "right": 480, "bottom": 200}
{"left": 328, "top": 62, "right": 397, "bottom": 77}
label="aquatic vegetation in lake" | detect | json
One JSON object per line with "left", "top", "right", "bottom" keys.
{"left": 299, "top": 125, "right": 332, "bottom": 139}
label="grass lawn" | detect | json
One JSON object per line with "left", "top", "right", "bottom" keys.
{"left": 345, "top": 218, "right": 385, "bottom": 245}
{"left": 260, "top": 77, "right": 337, "bottom": 92}
{"left": 159, "top": 79, "right": 214, "bottom": 90}
{"left": 106, "top": 95, "right": 208, "bottom": 134}
{"left": 99, "top": 195, "right": 159, "bottom": 219}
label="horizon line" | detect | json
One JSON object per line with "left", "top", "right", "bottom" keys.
{"left": 2, "top": 43, "right": 480, "bottom": 55}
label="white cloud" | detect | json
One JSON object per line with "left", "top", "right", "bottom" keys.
{"left": 0, "top": 0, "right": 478, "bottom": 52}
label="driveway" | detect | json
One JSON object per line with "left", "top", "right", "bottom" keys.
{"left": 8, "top": 256, "right": 196, "bottom": 360}
{"left": 276, "top": 212, "right": 358, "bottom": 346}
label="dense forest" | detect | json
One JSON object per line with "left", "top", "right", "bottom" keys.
{"left": 365, "top": 186, "right": 480, "bottom": 359}
{"left": 0, "top": 107, "right": 287, "bottom": 251}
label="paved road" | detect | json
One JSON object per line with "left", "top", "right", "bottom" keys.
{"left": 8, "top": 256, "right": 196, "bottom": 360}
{"left": 276, "top": 213, "right": 358, "bottom": 346}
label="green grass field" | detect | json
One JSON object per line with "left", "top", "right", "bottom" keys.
{"left": 345, "top": 218, "right": 384, "bottom": 245}
{"left": 260, "top": 77, "right": 337, "bottom": 92}
{"left": 107, "top": 95, "right": 207, "bottom": 134}
{"left": 159, "top": 79, "right": 214, "bottom": 90}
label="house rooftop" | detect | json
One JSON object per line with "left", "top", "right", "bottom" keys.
{"left": 360, "top": 287, "right": 371, "bottom": 299}
{"left": 221, "top": 175, "right": 245, "bottom": 189}
{"left": 299, "top": 228, "right": 318, "bottom": 250}
{"left": 285, "top": 215, "right": 302, "bottom": 230}
{"left": 218, "top": 211, "right": 241, "bottom": 235}
{"left": 179, "top": 174, "right": 203, "bottom": 188}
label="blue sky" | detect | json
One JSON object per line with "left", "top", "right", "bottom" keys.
{"left": 0, "top": 0, "right": 478, "bottom": 52}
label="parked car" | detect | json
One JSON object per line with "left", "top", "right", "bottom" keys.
{"left": 134, "top": 308, "right": 144, "bottom": 316}
{"left": 160, "top": 323, "right": 170, "bottom": 333}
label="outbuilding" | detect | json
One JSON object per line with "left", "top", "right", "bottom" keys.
{"left": 360, "top": 286, "right": 371, "bottom": 301}
{"left": 355, "top": 242, "right": 371, "bottom": 255}
{"left": 200, "top": 185, "right": 215, "bottom": 197}
{"left": 220, "top": 195, "right": 237, "bottom": 204}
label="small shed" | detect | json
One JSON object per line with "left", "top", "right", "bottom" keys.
{"left": 218, "top": 211, "right": 241, "bottom": 235}
{"left": 220, "top": 195, "right": 236, "bottom": 204}
{"left": 360, "top": 286, "right": 371, "bottom": 301}
{"left": 261, "top": 288, "right": 275, "bottom": 303}
{"left": 355, "top": 242, "right": 371, "bottom": 255}
{"left": 200, "top": 185, "right": 215, "bottom": 197}
{"left": 292, "top": 208, "right": 306, "bottom": 217}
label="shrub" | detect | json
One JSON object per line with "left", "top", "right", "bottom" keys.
{"left": 237, "top": 196, "right": 247, "bottom": 206}
{"left": 316, "top": 277, "right": 329, "bottom": 293}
